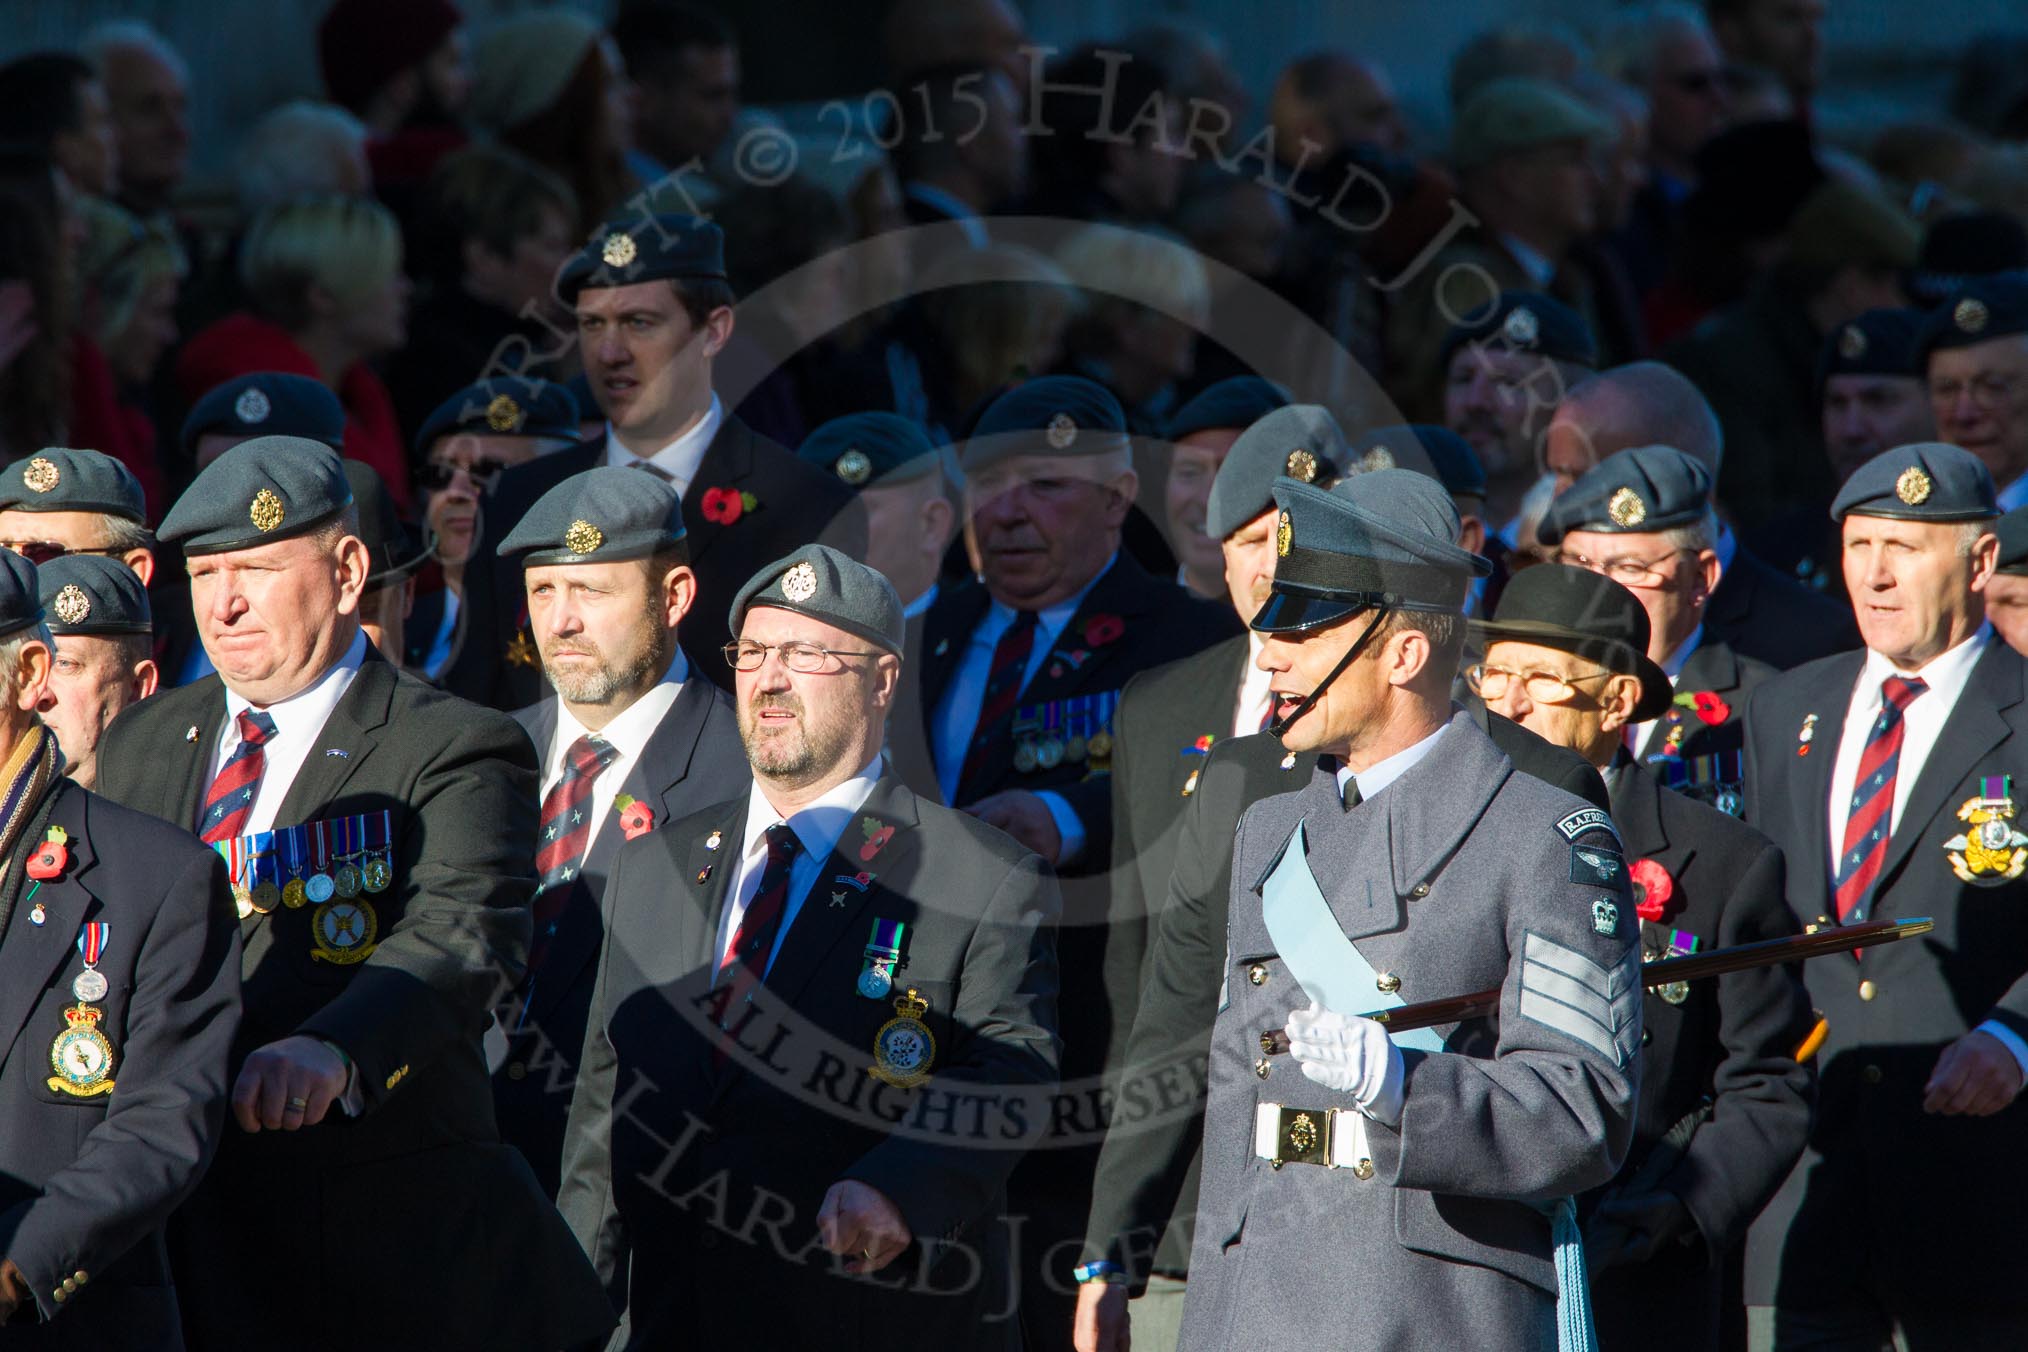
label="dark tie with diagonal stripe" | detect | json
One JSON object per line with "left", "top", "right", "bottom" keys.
{"left": 199, "top": 710, "right": 278, "bottom": 843}
{"left": 720, "top": 823, "right": 801, "bottom": 981}
{"left": 529, "top": 735, "right": 619, "bottom": 972}
{"left": 955, "top": 611, "right": 1037, "bottom": 805}
{"left": 1834, "top": 675, "right": 1927, "bottom": 922}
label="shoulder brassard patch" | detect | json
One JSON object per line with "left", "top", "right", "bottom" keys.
{"left": 1570, "top": 843, "right": 1626, "bottom": 890}
{"left": 1555, "top": 806, "right": 1621, "bottom": 846}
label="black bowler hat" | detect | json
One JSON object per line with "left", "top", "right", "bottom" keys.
{"left": 1469, "top": 563, "right": 1674, "bottom": 722}
{"left": 342, "top": 462, "right": 427, "bottom": 588}
{"left": 1996, "top": 505, "right": 2028, "bottom": 577}
{"left": 1437, "top": 290, "right": 1597, "bottom": 373}
{"left": 558, "top": 213, "right": 728, "bottom": 302}
{"left": 1251, "top": 471, "right": 1490, "bottom": 633}
{"left": 179, "top": 373, "right": 345, "bottom": 457}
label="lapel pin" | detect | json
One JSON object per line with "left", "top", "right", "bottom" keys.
{"left": 830, "top": 891, "right": 847, "bottom": 907}
{"left": 705, "top": 830, "right": 722, "bottom": 851}
{"left": 696, "top": 866, "right": 713, "bottom": 884}
{"left": 1797, "top": 713, "right": 1818, "bottom": 757}
{"left": 325, "top": 748, "right": 349, "bottom": 758}
{"left": 184, "top": 725, "right": 198, "bottom": 743}
{"left": 1280, "top": 752, "right": 1298, "bottom": 770}
{"left": 934, "top": 638, "right": 949, "bottom": 657}
{"left": 29, "top": 902, "right": 46, "bottom": 926}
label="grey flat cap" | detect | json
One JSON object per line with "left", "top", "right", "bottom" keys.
{"left": 158, "top": 436, "right": 355, "bottom": 556}
{"left": 40, "top": 553, "right": 151, "bottom": 635}
{"left": 498, "top": 467, "right": 686, "bottom": 567}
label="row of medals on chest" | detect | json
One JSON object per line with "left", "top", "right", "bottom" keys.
{"left": 234, "top": 840, "right": 393, "bottom": 917}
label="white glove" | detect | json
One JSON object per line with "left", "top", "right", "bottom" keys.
{"left": 1285, "top": 1001, "right": 1405, "bottom": 1126}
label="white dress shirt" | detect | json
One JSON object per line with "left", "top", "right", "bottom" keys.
{"left": 1824, "top": 624, "right": 2028, "bottom": 1078}
{"left": 903, "top": 582, "right": 939, "bottom": 621}
{"left": 602, "top": 393, "right": 725, "bottom": 497}
{"left": 930, "top": 556, "right": 1116, "bottom": 861}
{"left": 1627, "top": 623, "right": 1705, "bottom": 758}
{"left": 210, "top": 630, "right": 369, "bottom": 835}
{"left": 715, "top": 754, "right": 884, "bottom": 976}
{"left": 540, "top": 653, "right": 689, "bottom": 858}
{"left": 1232, "top": 632, "right": 1274, "bottom": 739}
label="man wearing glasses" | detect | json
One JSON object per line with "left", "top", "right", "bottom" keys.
{"left": 1920, "top": 275, "right": 2028, "bottom": 514}
{"left": 559, "top": 545, "right": 1059, "bottom": 1350}
{"left": 488, "top": 466, "right": 744, "bottom": 1199}
{"left": 1541, "top": 444, "right": 1774, "bottom": 802}
{"left": 1471, "top": 563, "right": 1812, "bottom": 1352}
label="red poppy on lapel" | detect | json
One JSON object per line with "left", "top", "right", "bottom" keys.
{"left": 1672, "top": 690, "right": 1731, "bottom": 727}
{"left": 614, "top": 794, "right": 655, "bottom": 840}
{"left": 859, "top": 817, "right": 895, "bottom": 862}
{"left": 701, "top": 486, "right": 757, "bottom": 524}
{"left": 1630, "top": 858, "right": 1676, "bottom": 922}
{"left": 1084, "top": 613, "right": 1125, "bottom": 647}
{"left": 26, "top": 832, "right": 69, "bottom": 881}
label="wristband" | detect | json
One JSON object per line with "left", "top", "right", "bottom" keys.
{"left": 1073, "top": 1260, "right": 1126, "bottom": 1285}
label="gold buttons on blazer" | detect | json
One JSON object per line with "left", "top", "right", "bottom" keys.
{"left": 1375, "top": 972, "right": 1401, "bottom": 994}
{"left": 73, "top": 1271, "right": 87, "bottom": 1284}
{"left": 1247, "top": 963, "right": 1269, "bottom": 986}
{"left": 1352, "top": 1159, "right": 1375, "bottom": 1180}
{"left": 506, "top": 1062, "right": 526, "bottom": 1081}
{"left": 385, "top": 1064, "right": 411, "bottom": 1091}
{"left": 1858, "top": 980, "right": 1877, "bottom": 1002}
{"left": 1255, "top": 1058, "right": 1271, "bottom": 1079}
{"left": 1409, "top": 883, "right": 1430, "bottom": 899}
{"left": 1862, "top": 1064, "right": 1884, "bottom": 1085}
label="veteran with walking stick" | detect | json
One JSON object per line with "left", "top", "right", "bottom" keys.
{"left": 1178, "top": 470, "right": 1641, "bottom": 1352}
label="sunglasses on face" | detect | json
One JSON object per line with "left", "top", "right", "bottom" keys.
{"left": 416, "top": 456, "right": 516, "bottom": 493}
{"left": 0, "top": 541, "right": 121, "bottom": 566}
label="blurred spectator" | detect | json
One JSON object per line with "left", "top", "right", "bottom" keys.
{"left": 1121, "top": 19, "right": 1248, "bottom": 128}
{"left": 882, "top": 0, "right": 1027, "bottom": 90}
{"left": 471, "top": 12, "right": 633, "bottom": 234}
{"left": 235, "top": 101, "right": 370, "bottom": 216}
{"left": 911, "top": 243, "right": 1078, "bottom": 436}
{"left": 1719, "top": 59, "right": 1798, "bottom": 123}
{"left": 1270, "top": 50, "right": 1408, "bottom": 157}
{"left": 0, "top": 53, "right": 119, "bottom": 199}
{"left": 1543, "top": 358, "right": 1722, "bottom": 493}
{"left": 1507, "top": 471, "right": 1562, "bottom": 570}
{"left": 891, "top": 63, "right": 1029, "bottom": 273}
{"left": 1818, "top": 308, "right": 1932, "bottom": 486}
{"left": 1908, "top": 212, "right": 2028, "bottom": 309}
{"left": 73, "top": 197, "right": 182, "bottom": 493}
{"left": 1569, "top": 73, "right": 1652, "bottom": 366}
{"left": 1645, "top": 118, "right": 1822, "bottom": 346}
{"left": 1447, "top": 24, "right": 1587, "bottom": 107}
{"left": 711, "top": 175, "right": 858, "bottom": 448}
{"left": 1669, "top": 179, "right": 1917, "bottom": 548}
{"left": 0, "top": 153, "right": 74, "bottom": 461}
{"left": 176, "top": 195, "right": 413, "bottom": 510}
{"left": 389, "top": 145, "right": 579, "bottom": 437}
{"left": 1053, "top": 224, "right": 1210, "bottom": 433}
{"left": 318, "top": 0, "right": 470, "bottom": 210}
{"left": 1597, "top": 3, "right": 1729, "bottom": 296}
{"left": 1709, "top": 0, "right": 1826, "bottom": 110}
{"left": 1441, "top": 292, "right": 1598, "bottom": 527}
{"left": 80, "top": 21, "right": 190, "bottom": 221}
{"left": 1922, "top": 278, "right": 2028, "bottom": 511}
{"left": 1870, "top": 122, "right": 1985, "bottom": 206}
{"left": 1171, "top": 171, "right": 1291, "bottom": 389}
{"left": 1948, "top": 32, "right": 2028, "bottom": 142}
{"left": 1385, "top": 77, "right": 1612, "bottom": 420}
{"left": 1027, "top": 46, "right": 1183, "bottom": 225}
{"left": 614, "top": 3, "right": 740, "bottom": 191}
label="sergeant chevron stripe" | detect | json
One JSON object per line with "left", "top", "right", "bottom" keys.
{"left": 1518, "top": 931, "right": 1640, "bottom": 1067}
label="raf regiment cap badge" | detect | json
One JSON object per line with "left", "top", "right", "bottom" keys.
{"left": 836, "top": 448, "right": 872, "bottom": 485}
{"left": 1607, "top": 485, "right": 1647, "bottom": 527}
{"left": 50, "top": 584, "right": 90, "bottom": 626}
{"left": 235, "top": 386, "right": 271, "bottom": 424}
{"left": 249, "top": 487, "right": 286, "bottom": 532}
{"left": 1503, "top": 305, "right": 1540, "bottom": 346}
{"left": 1275, "top": 508, "right": 1293, "bottom": 557}
{"left": 1046, "top": 412, "right": 1078, "bottom": 450}
{"left": 21, "top": 457, "right": 58, "bottom": 494}
{"left": 1895, "top": 466, "right": 1933, "bottom": 506}
{"left": 564, "top": 519, "right": 603, "bottom": 555}
{"left": 1284, "top": 448, "right": 1319, "bottom": 483}
{"left": 1956, "top": 297, "right": 1990, "bottom": 334}
{"left": 602, "top": 231, "right": 638, "bottom": 268}
{"left": 485, "top": 393, "right": 524, "bottom": 432}
{"left": 1839, "top": 324, "right": 1868, "bottom": 360}
{"left": 782, "top": 560, "right": 819, "bottom": 602}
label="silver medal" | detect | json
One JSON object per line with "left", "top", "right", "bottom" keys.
{"left": 72, "top": 968, "right": 109, "bottom": 1003}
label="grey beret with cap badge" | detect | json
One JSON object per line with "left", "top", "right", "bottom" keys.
{"left": 0, "top": 548, "right": 43, "bottom": 640}
{"left": 497, "top": 466, "right": 686, "bottom": 566}
{"left": 729, "top": 543, "right": 906, "bottom": 656}
{"left": 39, "top": 553, "right": 151, "bottom": 635}
{"left": 0, "top": 446, "right": 147, "bottom": 522}
{"left": 1205, "top": 404, "right": 1349, "bottom": 539}
{"left": 157, "top": 435, "right": 355, "bottom": 556}
{"left": 1830, "top": 441, "right": 1998, "bottom": 523}
{"left": 1539, "top": 444, "right": 1713, "bottom": 547}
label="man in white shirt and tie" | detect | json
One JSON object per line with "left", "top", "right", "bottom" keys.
{"left": 488, "top": 465, "right": 745, "bottom": 1198}
{"left": 1742, "top": 441, "right": 2028, "bottom": 1350}
{"left": 449, "top": 211, "right": 864, "bottom": 706}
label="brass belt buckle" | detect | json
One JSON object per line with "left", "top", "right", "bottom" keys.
{"left": 1272, "top": 1106, "right": 1333, "bottom": 1169}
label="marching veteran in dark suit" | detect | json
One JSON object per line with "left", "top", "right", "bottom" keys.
{"left": 1744, "top": 442, "right": 2028, "bottom": 1350}
{"left": 1543, "top": 444, "right": 1776, "bottom": 810}
{"left": 487, "top": 467, "right": 745, "bottom": 1197}
{"left": 34, "top": 555, "right": 159, "bottom": 792}
{"left": 1076, "top": 472, "right": 1611, "bottom": 1352}
{"left": 558, "top": 545, "right": 1060, "bottom": 1350}
{"left": 1474, "top": 564, "right": 1814, "bottom": 1352}
{"left": 797, "top": 412, "right": 955, "bottom": 803}
{"left": 1175, "top": 470, "right": 1640, "bottom": 1351}
{"left": 917, "top": 374, "right": 1234, "bottom": 1351}
{"left": 0, "top": 551, "right": 239, "bottom": 1350}
{"left": 447, "top": 212, "right": 864, "bottom": 707}
{"left": 92, "top": 437, "right": 613, "bottom": 1352}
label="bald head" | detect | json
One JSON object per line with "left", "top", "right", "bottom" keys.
{"left": 1271, "top": 51, "right": 1405, "bottom": 158}
{"left": 884, "top": 0, "right": 1027, "bottom": 84}
{"left": 1544, "top": 361, "right": 1723, "bottom": 491}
